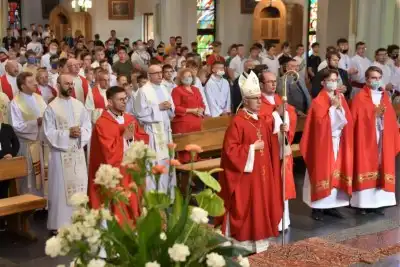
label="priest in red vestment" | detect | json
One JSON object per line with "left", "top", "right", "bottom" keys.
{"left": 66, "top": 59, "right": 90, "bottom": 103}
{"left": 171, "top": 68, "right": 205, "bottom": 163}
{"left": 300, "top": 69, "right": 353, "bottom": 221}
{"left": 85, "top": 70, "right": 110, "bottom": 124}
{"left": 350, "top": 66, "right": 400, "bottom": 215}
{"left": 88, "top": 86, "right": 149, "bottom": 223}
{"left": 215, "top": 71, "right": 282, "bottom": 253}
{"left": 259, "top": 71, "right": 297, "bottom": 231}
{"left": 0, "top": 60, "right": 20, "bottom": 100}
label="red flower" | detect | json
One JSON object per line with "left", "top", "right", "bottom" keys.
{"left": 184, "top": 144, "right": 203, "bottom": 153}
{"left": 152, "top": 165, "right": 167, "bottom": 174}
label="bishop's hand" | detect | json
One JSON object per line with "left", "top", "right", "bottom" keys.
{"left": 330, "top": 95, "right": 341, "bottom": 109}
{"left": 254, "top": 140, "right": 264, "bottom": 151}
{"left": 280, "top": 123, "right": 289, "bottom": 133}
{"left": 375, "top": 104, "right": 386, "bottom": 117}
{"left": 69, "top": 126, "right": 81, "bottom": 138}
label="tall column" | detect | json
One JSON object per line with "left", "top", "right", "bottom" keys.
{"left": 0, "top": 0, "right": 7, "bottom": 39}
{"left": 379, "top": 0, "right": 396, "bottom": 47}
{"left": 394, "top": 1, "right": 400, "bottom": 45}
{"left": 348, "top": 0, "right": 357, "bottom": 55}
{"left": 160, "top": 0, "right": 183, "bottom": 43}
{"left": 316, "top": 0, "right": 329, "bottom": 58}
{"left": 367, "top": 0, "right": 382, "bottom": 58}
{"left": 355, "top": 0, "right": 370, "bottom": 45}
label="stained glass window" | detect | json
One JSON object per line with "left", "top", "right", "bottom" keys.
{"left": 8, "top": 0, "right": 22, "bottom": 34}
{"left": 197, "top": 0, "right": 216, "bottom": 60}
{"left": 307, "top": 0, "right": 318, "bottom": 55}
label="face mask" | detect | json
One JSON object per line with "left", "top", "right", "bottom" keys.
{"left": 51, "top": 63, "right": 58, "bottom": 69}
{"left": 182, "top": 77, "right": 193, "bottom": 85}
{"left": 50, "top": 49, "right": 57, "bottom": 55}
{"left": 158, "top": 52, "right": 164, "bottom": 56}
{"left": 246, "top": 68, "right": 254, "bottom": 75}
{"left": 370, "top": 80, "right": 382, "bottom": 90}
{"left": 341, "top": 49, "right": 349, "bottom": 54}
{"left": 391, "top": 54, "right": 399, "bottom": 60}
{"left": 20, "top": 51, "right": 26, "bottom": 56}
{"left": 176, "top": 42, "right": 182, "bottom": 47}
{"left": 108, "top": 45, "right": 114, "bottom": 50}
{"left": 326, "top": 81, "right": 338, "bottom": 91}
{"left": 216, "top": 70, "right": 225, "bottom": 77}
{"left": 138, "top": 45, "right": 145, "bottom": 51}
{"left": 27, "top": 57, "right": 36, "bottom": 64}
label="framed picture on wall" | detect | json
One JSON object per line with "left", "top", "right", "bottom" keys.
{"left": 241, "top": 0, "right": 258, "bottom": 14}
{"left": 108, "top": 0, "right": 134, "bottom": 20}
{"left": 42, "top": 0, "right": 59, "bottom": 19}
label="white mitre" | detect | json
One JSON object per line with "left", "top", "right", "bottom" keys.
{"left": 238, "top": 71, "right": 261, "bottom": 98}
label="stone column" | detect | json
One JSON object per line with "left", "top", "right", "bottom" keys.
{"left": 355, "top": 0, "right": 370, "bottom": 45}
{"left": 159, "top": 0, "right": 183, "bottom": 43}
{"left": 394, "top": 1, "right": 400, "bottom": 45}
{"left": 367, "top": 0, "right": 382, "bottom": 58}
{"left": 379, "top": 0, "right": 396, "bottom": 47}
{"left": 0, "top": 0, "right": 8, "bottom": 38}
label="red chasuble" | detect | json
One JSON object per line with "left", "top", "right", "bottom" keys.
{"left": 300, "top": 90, "right": 353, "bottom": 201}
{"left": 0, "top": 75, "right": 14, "bottom": 100}
{"left": 350, "top": 86, "right": 400, "bottom": 192}
{"left": 92, "top": 87, "right": 107, "bottom": 109}
{"left": 171, "top": 85, "right": 206, "bottom": 163}
{"left": 88, "top": 110, "right": 149, "bottom": 224}
{"left": 71, "top": 75, "right": 89, "bottom": 102}
{"left": 215, "top": 109, "right": 283, "bottom": 242}
{"left": 259, "top": 94, "right": 297, "bottom": 200}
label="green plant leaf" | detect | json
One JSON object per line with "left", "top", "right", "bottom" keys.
{"left": 145, "top": 191, "right": 171, "bottom": 210}
{"left": 223, "top": 256, "right": 242, "bottom": 267}
{"left": 169, "top": 187, "right": 183, "bottom": 230}
{"left": 209, "top": 168, "right": 224, "bottom": 175}
{"left": 211, "top": 245, "right": 251, "bottom": 257}
{"left": 194, "top": 189, "right": 225, "bottom": 216}
{"left": 193, "top": 170, "right": 221, "bottom": 192}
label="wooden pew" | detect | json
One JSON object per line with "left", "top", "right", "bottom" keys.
{"left": 0, "top": 157, "right": 47, "bottom": 240}
{"left": 201, "top": 116, "right": 232, "bottom": 131}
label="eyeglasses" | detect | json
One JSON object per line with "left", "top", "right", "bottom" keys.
{"left": 265, "top": 80, "right": 277, "bottom": 84}
{"left": 115, "top": 97, "right": 128, "bottom": 102}
{"left": 149, "top": 71, "right": 162, "bottom": 75}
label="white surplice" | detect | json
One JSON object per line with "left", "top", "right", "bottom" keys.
{"left": 38, "top": 85, "right": 55, "bottom": 104}
{"left": 339, "top": 52, "right": 351, "bottom": 71}
{"left": 317, "top": 60, "right": 328, "bottom": 72}
{"left": 205, "top": 75, "right": 231, "bottom": 117}
{"left": 44, "top": 97, "right": 91, "bottom": 230}
{"left": 303, "top": 101, "right": 350, "bottom": 209}
{"left": 194, "top": 77, "right": 211, "bottom": 116}
{"left": 134, "top": 82, "right": 176, "bottom": 193}
{"left": 161, "top": 79, "right": 176, "bottom": 94}
{"left": 10, "top": 92, "right": 47, "bottom": 196}
{"left": 350, "top": 55, "right": 371, "bottom": 98}
{"left": 350, "top": 90, "right": 396, "bottom": 208}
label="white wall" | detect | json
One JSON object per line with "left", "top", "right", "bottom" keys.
{"left": 21, "top": 0, "right": 49, "bottom": 28}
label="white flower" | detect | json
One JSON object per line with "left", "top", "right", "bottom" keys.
{"left": 45, "top": 236, "right": 62, "bottom": 258}
{"left": 214, "top": 228, "right": 223, "bottom": 235}
{"left": 101, "top": 208, "right": 113, "bottom": 221}
{"left": 69, "top": 192, "right": 89, "bottom": 207}
{"left": 122, "top": 140, "right": 156, "bottom": 165}
{"left": 145, "top": 261, "right": 161, "bottom": 267}
{"left": 83, "top": 209, "right": 100, "bottom": 228}
{"left": 94, "top": 164, "right": 123, "bottom": 189}
{"left": 87, "top": 258, "right": 106, "bottom": 267}
{"left": 190, "top": 207, "right": 209, "bottom": 224}
{"left": 160, "top": 232, "right": 167, "bottom": 241}
{"left": 221, "top": 241, "right": 231, "bottom": 247}
{"left": 87, "top": 229, "right": 101, "bottom": 245}
{"left": 142, "top": 207, "right": 148, "bottom": 217}
{"left": 237, "top": 255, "right": 250, "bottom": 267}
{"left": 206, "top": 252, "right": 226, "bottom": 267}
{"left": 168, "top": 243, "right": 190, "bottom": 262}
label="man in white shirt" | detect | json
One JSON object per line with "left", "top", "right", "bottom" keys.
{"left": 372, "top": 48, "right": 393, "bottom": 91}
{"left": 161, "top": 64, "right": 176, "bottom": 94}
{"left": 27, "top": 23, "right": 36, "bottom": 38}
{"left": 41, "top": 40, "right": 58, "bottom": 71}
{"left": 386, "top": 44, "right": 399, "bottom": 73}
{"left": 26, "top": 32, "right": 43, "bottom": 56}
{"left": 205, "top": 61, "right": 231, "bottom": 117}
{"left": 350, "top": 42, "right": 371, "bottom": 98}
{"left": 99, "top": 59, "right": 117, "bottom": 86}
{"left": 229, "top": 44, "right": 246, "bottom": 80}
{"left": 337, "top": 38, "right": 350, "bottom": 71}
{"left": 294, "top": 44, "right": 306, "bottom": 81}
{"left": 249, "top": 45, "right": 262, "bottom": 66}
{"left": 48, "top": 55, "right": 60, "bottom": 89}
{"left": 91, "top": 48, "right": 112, "bottom": 74}
{"left": 36, "top": 68, "right": 57, "bottom": 104}
{"left": 262, "top": 44, "right": 280, "bottom": 77}
{"left": 131, "top": 40, "right": 151, "bottom": 72}
{"left": 317, "top": 46, "right": 337, "bottom": 72}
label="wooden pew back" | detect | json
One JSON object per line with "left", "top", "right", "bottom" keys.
{"left": 0, "top": 157, "right": 28, "bottom": 182}
{"left": 173, "top": 127, "right": 227, "bottom": 153}
{"left": 201, "top": 116, "right": 232, "bottom": 131}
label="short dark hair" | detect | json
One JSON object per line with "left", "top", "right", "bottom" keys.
{"left": 296, "top": 44, "right": 304, "bottom": 49}
{"left": 17, "top": 72, "right": 34, "bottom": 91}
{"left": 176, "top": 36, "right": 182, "bottom": 40}
{"left": 25, "top": 49, "right": 36, "bottom": 58}
{"left": 185, "top": 60, "right": 198, "bottom": 69}
{"left": 356, "top": 41, "right": 366, "bottom": 49}
{"left": 117, "top": 46, "right": 127, "bottom": 53}
{"left": 212, "top": 41, "right": 222, "bottom": 47}
{"left": 311, "top": 42, "right": 319, "bottom": 48}
{"left": 212, "top": 61, "right": 225, "bottom": 67}
{"left": 266, "top": 43, "right": 275, "bottom": 51}
{"left": 50, "top": 54, "right": 59, "bottom": 63}
{"left": 191, "top": 42, "right": 197, "bottom": 46}
{"left": 326, "top": 46, "right": 337, "bottom": 53}
{"left": 375, "top": 48, "right": 387, "bottom": 55}
{"left": 250, "top": 45, "right": 260, "bottom": 52}
{"left": 117, "top": 74, "right": 128, "bottom": 82}
{"left": 137, "top": 74, "right": 147, "bottom": 82}
{"left": 387, "top": 44, "right": 400, "bottom": 54}
{"left": 321, "top": 68, "right": 339, "bottom": 81}
{"left": 326, "top": 51, "right": 341, "bottom": 60}
{"left": 106, "top": 86, "right": 125, "bottom": 99}
{"left": 337, "top": 38, "right": 348, "bottom": 46}
{"left": 365, "top": 66, "right": 383, "bottom": 79}
{"left": 162, "top": 64, "right": 174, "bottom": 72}
{"left": 59, "top": 58, "right": 68, "bottom": 68}
{"left": 99, "top": 59, "right": 108, "bottom": 65}
{"left": 50, "top": 39, "right": 59, "bottom": 46}
{"left": 31, "top": 31, "right": 39, "bottom": 37}
{"left": 281, "top": 41, "right": 290, "bottom": 49}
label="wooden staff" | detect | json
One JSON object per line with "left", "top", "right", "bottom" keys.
{"left": 280, "top": 70, "right": 299, "bottom": 246}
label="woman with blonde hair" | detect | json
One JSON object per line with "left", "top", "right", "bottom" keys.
{"left": 171, "top": 68, "right": 206, "bottom": 163}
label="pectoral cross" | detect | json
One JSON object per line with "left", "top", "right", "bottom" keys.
{"left": 257, "top": 129, "right": 264, "bottom": 156}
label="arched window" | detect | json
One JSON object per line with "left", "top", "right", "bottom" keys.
{"left": 8, "top": 0, "right": 22, "bottom": 35}
{"left": 307, "top": 0, "right": 318, "bottom": 54}
{"left": 196, "top": 0, "right": 216, "bottom": 59}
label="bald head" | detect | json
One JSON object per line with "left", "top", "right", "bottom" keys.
{"left": 261, "top": 71, "right": 277, "bottom": 95}
{"left": 148, "top": 64, "right": 163, "bottom": 85}
{"left": 5, "top": 60, "right": 19, "bottom": 77}
{"left": 243, "top": 60, "right": 255, "bottom": 73}
{"left": 66, "top": 58, "right": 80, "bottom": 76}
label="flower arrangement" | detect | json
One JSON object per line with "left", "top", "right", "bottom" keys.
{"left": 46, "top": 141, "right": 250, "bottom": 267}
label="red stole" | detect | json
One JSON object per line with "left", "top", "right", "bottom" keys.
{"left": 351, "top": 86, "right": 400, "bottom": 192}
{"left": 92, "top": 87, "right": 107, "bottom": 109}
{"left": 36, "top": 85, "right": 58, "bottom": 97}
{"left": 71, "top": 75, "right": 89, "bottom": 102}
{"left": 259, "top": 94, "right": 297, "bottom": 200}
{"left": 0, "top": 75, "right": 14, "bottom": 100}
{"left": 300, "top": 90, "right": 354, "bottom": 201}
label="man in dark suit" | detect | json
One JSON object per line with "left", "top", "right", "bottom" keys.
{"left": 311, "top": 51, "right": 352, "bottom": 99}
{"left": 231, "top": 59, "right": 256, "bottom": 112}
{"left": 278, "top": 58, "right": 312, "bottom": 116}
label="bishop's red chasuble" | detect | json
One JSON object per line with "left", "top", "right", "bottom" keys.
{"left": 88, "top": 110, "right": 149, "bottom": 224}
{"left": 215, "top": 109, "right": 283, "bottom": 243}
{"left": 300, "top": 90, "right": 353, "bottom": 201}
{"left": 259, "top": 94, "right": 297, "bottom": 200}
{"left": 350, "top": 86, "right": 400, "bottom": 192}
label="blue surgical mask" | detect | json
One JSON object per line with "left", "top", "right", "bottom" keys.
{"left": 370, "top": 80, "right": 382, "bottom": 90}
{"left": 182, "top": 77, "right": 193, "bottom": 85}
{"left": 27, "top": 57, "right": 36, "bottom": 64}
{"left": 51, "top": 63, "right": 58, "bottom": 69}
{"left": 326, "top": 81, "right": 338, "bottom": 91}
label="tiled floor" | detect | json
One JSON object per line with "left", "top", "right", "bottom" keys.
{"left": 0, "top": 158, "right": 399, "bottom": 267}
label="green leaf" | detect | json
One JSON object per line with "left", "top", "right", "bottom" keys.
{"left": 209, "top": 168, "right": 224, "bottom": 175}
{"left": 223, "top": 257, "right": 243, "bottom": 267}
{"left": 194, "top": 189, "right": 225, "bottom": 216}
{"left": 211, "top": 245, "right": 252, "bottom": 257}
{"left": 193, "top": 170, "right": 221, "bottom": 192}
{"left": 145, "top": 191, "right": 171, "bottom": 210}
{"left": 169, "top": 187, "right": 183, "bottom": 229}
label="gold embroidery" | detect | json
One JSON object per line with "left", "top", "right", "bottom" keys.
{"left": 357, "top": 172, "right": 395, "bottom": 184}
{"left": 332, "top": 170, "right": 352, "bottom": 186}
{"left": 315, "top": 180, "right": 330, "bottom": 192}
{"left": 384, "top": 174, "right": 395, "bottom": 184}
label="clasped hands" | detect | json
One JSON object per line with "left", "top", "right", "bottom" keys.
{"left": 159, "top": 101, "right": 172, "bottom": 111}
{"left": 69, "top": 126, "right": 81, "bottom": 138}
{"left": 330, "top": 95, "right": 342, "bottom": 109}
{"left": 187, "top": 108, "right": 204, "bottom": 117}
{"left": 123, "top": 122, "right": 135, "bottom": 140}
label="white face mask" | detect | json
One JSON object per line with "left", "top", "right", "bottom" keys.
{"left": 216, "top": 70, "right": 225, "bottom": 77}
{"left": 326, "top": 81, "right": 338, "bottom": 91}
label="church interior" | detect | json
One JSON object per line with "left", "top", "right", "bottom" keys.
{"left": 0, "top": 0, "right": 400, "bottom": 266}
